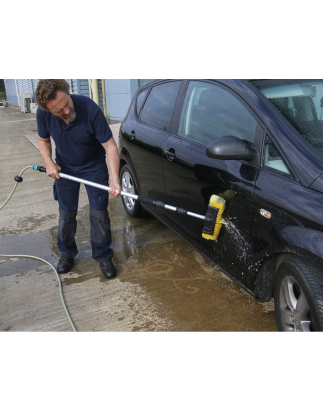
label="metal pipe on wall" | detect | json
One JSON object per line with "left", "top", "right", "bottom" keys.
{"left": 88, "top": 79, "right": 93, "bottom": 100}
{"left": 90, "top": 79, "right": 100, "bottom": 106}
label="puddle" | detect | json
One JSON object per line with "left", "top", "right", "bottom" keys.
{"left": 0, "top": 199, "right": 172, "bottom": 277}
{"left": 0, "top": 231, "right": 58, "bottom": 276}
{"left": 0, "top": 191, "right": 277, "bottom": 331}
{"left": 113, "top": 236, "right": 277, "bottom": 331}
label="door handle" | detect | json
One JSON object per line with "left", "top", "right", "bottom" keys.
{"left": 164, "top": 149, "right": 176, "bottom": 160}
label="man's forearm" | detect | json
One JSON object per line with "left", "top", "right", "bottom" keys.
{"left": 38, "top": 136, "right": 53, "bottom": 166}
{"left": 107, "top": 145, "right": 120, "bottom": 181}
{"left": 38, "top": 136, "right": 61, "bottom": 179}
{"left": 101, "top": 137, "right": 121, "bottom": 197}
{"left": 103, "top": 138, "right": 120, "bottom": 181}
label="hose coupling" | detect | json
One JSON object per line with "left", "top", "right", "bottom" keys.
{"left": 31, "top": 165, "right": 46, "bottom": 172}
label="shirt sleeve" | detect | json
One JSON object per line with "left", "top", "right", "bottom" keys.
{"left": 92, "top": 108, "right": 113, "bottom": 144}
{"left": 36, "top": 108, "right": 50, "bottom": 139}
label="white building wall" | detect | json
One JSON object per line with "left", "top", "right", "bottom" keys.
{"left": 105, "top": 79, "right": 153, "bottom": 121}
{"left": 105, "top": 79, "right": 132, "bottom": 121}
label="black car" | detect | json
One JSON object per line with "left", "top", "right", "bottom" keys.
{"left": 118, "top": 79, "right": 323, "bottom": 332}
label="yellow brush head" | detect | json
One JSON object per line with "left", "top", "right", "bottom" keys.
{"left": 202, "top": 195, "right": 226, "bottom": 241}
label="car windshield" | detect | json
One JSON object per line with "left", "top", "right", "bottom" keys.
{"left": 251, "top": 80, "right": 323, "bottom": 152}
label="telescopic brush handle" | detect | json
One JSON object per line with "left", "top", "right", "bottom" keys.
{"left": 58, "top": 173, "right": 206, "bottom": 220}
{"left": 38, "top": 169, "right": 207, "bottom": 222}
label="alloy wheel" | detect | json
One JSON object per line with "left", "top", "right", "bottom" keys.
{"left": 121, "top": 171, "right": 136, "bottom": 212}
{"left": 279, "top": 275, "right": 312, "bottom": 331}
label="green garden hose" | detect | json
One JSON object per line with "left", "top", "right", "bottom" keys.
{"left": 0, "top": 166, "right": 32, "bottom": 211}
{"left": 0, "top": 166, "right": 77, "bottom": 332}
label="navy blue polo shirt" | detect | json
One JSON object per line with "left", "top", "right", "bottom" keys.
{"left": 36, "top": 94, "right": 112, "bottom": 169}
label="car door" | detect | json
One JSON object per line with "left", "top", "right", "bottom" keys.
{"left": 126, "top": 80, "right": 182, "bottom": 220}
{"left": 249, "top": 131, "right": 323, "bottom": 292}
{"left": 163, "top": 80, "right": 264, "bottom": 283}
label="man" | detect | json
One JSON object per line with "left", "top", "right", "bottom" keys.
{"left": 35, "top": 79, "right": 121, "bottom": 279}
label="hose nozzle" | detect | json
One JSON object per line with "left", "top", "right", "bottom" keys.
{"left": 31, "top": 165, "right": 46, "bottom": 172}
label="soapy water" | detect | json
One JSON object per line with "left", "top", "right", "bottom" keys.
{"left": 222, "top": 219, "right": 252, "bottom": 264}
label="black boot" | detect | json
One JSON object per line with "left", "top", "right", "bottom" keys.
{"left": 100, "top": 260, "right": 117, "bottom": 279}
{"left": 57, "top": 256, "right": 74, "bottom": 274}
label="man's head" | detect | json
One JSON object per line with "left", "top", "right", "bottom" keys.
{"left": 35, "top": 79, "right": 76, "bottom": 122}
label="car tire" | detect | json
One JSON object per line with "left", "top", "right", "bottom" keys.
{"left": 120, "top": 164, "right": 142, "bottom": 218}
{"left": 274, "top": 255, "right": 323, "bottom": 331}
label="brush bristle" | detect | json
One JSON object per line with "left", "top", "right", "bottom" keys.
{"left": 202, "top": 195, "right": 226, "bottom": 241}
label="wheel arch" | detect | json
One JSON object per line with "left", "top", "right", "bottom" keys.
{"left": 119, "top": 148, "right": 141, "bottom": 194}
{"left": 254, "top": 249, "right": 323, "bottom": 303}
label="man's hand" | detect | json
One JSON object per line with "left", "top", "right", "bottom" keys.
{"left": 108, "top": 179, "right": 122, "bottom": 198}
{"left": 46, "top": 161, "right": 61, "bottom": 179}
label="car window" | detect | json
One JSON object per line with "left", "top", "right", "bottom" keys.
{"left": 136, "top": 88, "right": 149, "bottom": 117}
{"left": 140, "top": 81, "right": 182, "bottom": 132}
{"left": 178, "top": 81, "right": 258, "bottom": 146}
{"left": 264, "top": 137, "right": 290, "bottom": 175}
{"left": 251, "top": 80, "right": 323, "bottom": 153}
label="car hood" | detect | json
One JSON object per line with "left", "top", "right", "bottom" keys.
{"left": 309, "top": 172, "right": 323, "bottom": 193}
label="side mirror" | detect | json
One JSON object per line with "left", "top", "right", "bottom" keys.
{"left": 206, "top": 135, "right": 257, "bottom": 161}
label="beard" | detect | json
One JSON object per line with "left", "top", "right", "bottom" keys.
{"left": 61, "top": 108, "right": 76, "bottom": 122}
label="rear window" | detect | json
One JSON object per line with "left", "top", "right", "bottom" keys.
{"left": 251, "top": 80, "right": 323, "bottom": 152}
{"left": 136, "top": 88, "right": 149, "bottom": 116}
{"left": 140, "top": 81, "right": 182, "bottom": 132}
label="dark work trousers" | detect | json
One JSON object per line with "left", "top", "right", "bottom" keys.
{"left": 53, "top": 161, "right": 114, "bottom": 262}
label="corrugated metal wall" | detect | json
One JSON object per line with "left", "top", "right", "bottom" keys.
{"left": 78, "top": 79, "right": 90, "bottom": 97}
{"left": 4, "top": 79, "right": 72, "bottom": 107}
{"left": 16, "top": 79, "right": 37, "bottom": 103}
{"left": 3, "top": 79, "right": 19, "bottom": 106}
{"left": 4, "top": 79, "right": 148, "bottom": 115}
{"left": 6, "top": 78, "right": 39, "bottom": 107}
{"left": 32, "top": 79, "right": 39, "bottom": 100}
{"left": 98, "top": 80, "right": 104, "bottom": 111}
{"left": 72, "top": 79, "right": 104, "bottom": 112}
{"left": 70, "top": 79, "right": 78, "bottom": 94}
{"left": 84, "top": 79, "right": 103, "bottom": 111}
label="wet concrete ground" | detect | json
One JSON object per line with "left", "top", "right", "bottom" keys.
{"left": 0, "top": 106, "right": 277, "bottom": 331}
